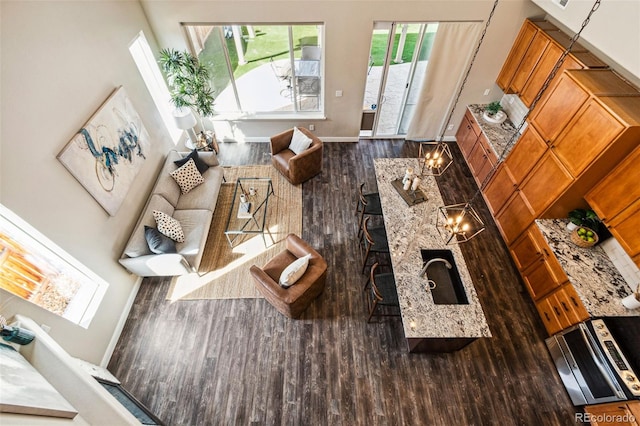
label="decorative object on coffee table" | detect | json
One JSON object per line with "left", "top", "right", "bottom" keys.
{"left": 58, "top": 86, "right": 149, "bottom": 216}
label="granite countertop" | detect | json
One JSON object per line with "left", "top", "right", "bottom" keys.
{"left": 467, "top": 104, "right": 519, "bottom": 159}
{"left": 535, "top": 219, "right": 639, "bottom": 317}
{"left": 373, "top": 158, "right": 492, "bottom": 339}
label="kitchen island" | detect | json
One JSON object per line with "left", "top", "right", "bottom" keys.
{"left": 374, "top": 158, "right": 491, "bottom": 353}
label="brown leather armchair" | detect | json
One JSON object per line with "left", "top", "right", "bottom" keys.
{"left": 250, "top": 234, "right": 327, "bottom": 318}
{"left": 270, "top": 127, "right": 323, "bottom": 185}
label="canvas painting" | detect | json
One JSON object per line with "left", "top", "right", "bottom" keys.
{"left": 58, "top": 86, "right": 150, "bottom": 216}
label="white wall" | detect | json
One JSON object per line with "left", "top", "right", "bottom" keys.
{"left": 532, "top": 0, "right": 640, "bottom": 86}
{"left": 0, "top": 1, "right": 173, "bottom": 364}
{"left": 140, "top": 0, "right": 545, "bottom": 139}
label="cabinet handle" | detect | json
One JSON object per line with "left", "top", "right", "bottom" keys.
{"left": 571, "top": 296, "right": 579, "bottom": 307}
{"left": 553, "top": 306, "right": 561, "bottom": 316}
{"left": 467, "top": 125, "right": 471, "bottom": 130}
{"left": 543, "top": 248, "right": 550, "bottom": 257}
{"left": 561, "top": 301, "right": 569, "bottom": 311}
{"left": 544, "top": 312, "right": 551, "bottom": 321}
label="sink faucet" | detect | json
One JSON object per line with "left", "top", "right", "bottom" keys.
{"left": 419, "top": 258, "right": 452, "bottom": 278}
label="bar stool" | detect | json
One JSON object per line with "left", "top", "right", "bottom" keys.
{"left": 361, "top": 216, "right": 390, "bottom": 274}
{"left": 355, "top": 183, "right": 383, "bottom": 239}
{"left": 364, "top": 262, "right": 400, "bottom": 323}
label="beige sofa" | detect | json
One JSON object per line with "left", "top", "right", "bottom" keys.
{"left": 119, "top": 150, "right": 224, "bottom": 276}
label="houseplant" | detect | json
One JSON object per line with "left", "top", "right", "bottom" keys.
{"left": 158, "top": 49, "right": 215, "bottom": 126}
{"left": 482, "top": 101, "right": 507, "bottom": 124}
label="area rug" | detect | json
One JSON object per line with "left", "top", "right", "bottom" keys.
{"left": 166, "top": 165, "right": 302, "bottom": 301}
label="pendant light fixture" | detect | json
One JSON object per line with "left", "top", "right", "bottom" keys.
{"left": 436, "top": 0, "right": 601, "bottom": 245}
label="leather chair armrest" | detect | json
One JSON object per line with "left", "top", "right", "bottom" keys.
{"left": 284, "top": 234, "right": 327, "bottom": 269}
{"left": 270, "top": 128, "right": 294, "bottom": 155}
{"left": 288, "top": 142, "right": 322, "bottom": 180}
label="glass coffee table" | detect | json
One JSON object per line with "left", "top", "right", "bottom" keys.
{"left": 224, "top": 177, "right": 275, "bottom": 247}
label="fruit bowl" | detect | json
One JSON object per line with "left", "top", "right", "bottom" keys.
{"left": 571, "top": 226, "right": 599, "bottom": 248}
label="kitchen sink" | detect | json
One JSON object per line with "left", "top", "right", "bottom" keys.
{"left": 420, "top": 249, "right": 469, "bottom": 305}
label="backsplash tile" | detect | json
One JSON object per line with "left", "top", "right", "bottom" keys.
{"left": 501, "top": 94, "right": 528, "bottom": 133}
{"left": 601, "top": 237, "right": 640, "bottom": 291}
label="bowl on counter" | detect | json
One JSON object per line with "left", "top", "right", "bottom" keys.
{"left": 571, "top": 226, "right": 599, "bottom": 248}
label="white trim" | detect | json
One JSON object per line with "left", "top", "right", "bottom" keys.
{"left": 99, "top": 275, "right": 142, "bottom": 367}
{"left": 224, "top": 136, "right": 359, "bottom": 143}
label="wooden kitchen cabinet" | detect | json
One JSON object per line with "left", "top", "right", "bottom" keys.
{"left": 607, "top": 202, "right": 640, "bottom": 259}
{"left": 586, "top": 145, "right": 640, "bottom": 222}
{"left": 483, "top": 163, "right": 516, "bottom": 215}
{"left": 518, "top": 227, "right": 569, "bottom": 300}
{"left": 467, "top": 133, "right": 497, "bottom": 188}
{"left": 495, "top": 190, "right": 535, "bottom": 244}
{"left": 496, "top": 20, "right": 538, "bottom": 91}
{"left": 456, "top": 110, "right": 480, "bottom": 159}
{"left": 497, "top": 19, "right": 606, "bottom": 106}
{"left": 504, "top": 125, "right": 547, "bottom": 184}
{"left": 519, "top": 151, "right": 573, "bottom": 215}
{"left": 584, "top": 401, "right": 640, "bottom": 426}
{"left": 535, "top": 283, "right": 588, "bottom": 335}
{"left": 529, "top": 72, "right": 589, "bottom": 142}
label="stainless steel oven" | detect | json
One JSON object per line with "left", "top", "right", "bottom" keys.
{"left": 546, "top": 317, "right": 640, "bottom": 406}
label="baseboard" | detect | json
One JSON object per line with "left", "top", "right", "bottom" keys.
{"left": 100, "top": 275, "right": 143, "bottom": 368}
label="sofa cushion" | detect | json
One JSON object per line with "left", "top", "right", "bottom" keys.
{"left": 174, "top": 149, "right": 209, "bottom": 174}
{"left": 123, "top": 194, "right": 175, "bottom": 258}
{"left": 144, "top": 226, "right": 177, "bottom": 254}
{"left": 170, "top": 158, "right": 205, "bottom": 194}
{"left": 173, "top": 209, "right": 213, "bottom": 268}
{"left": 289, "top": 126, "right": 312, "bottom": 155}
{"left": 153, "top": 210, "right": 185, "bottom": 242}
{"left": 279, "top": 254, "right": 311, "bottom": 288}
{"left": 152, "top": 151, "right": 183, "bottom": 207}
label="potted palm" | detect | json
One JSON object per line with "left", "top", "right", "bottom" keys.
{"left": 158, "top": 48, "right": 215, "bottom": 136}
{"left": 483, "top": 101, "right": 507, "bottom": 124}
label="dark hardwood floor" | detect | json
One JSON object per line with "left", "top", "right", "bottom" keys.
{"left": 108, "top": 140, "right": 581, "bottom": 426}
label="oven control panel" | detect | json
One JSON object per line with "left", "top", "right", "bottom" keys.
{"left": 592, "top": 319, "right": 640, "bottom": 397}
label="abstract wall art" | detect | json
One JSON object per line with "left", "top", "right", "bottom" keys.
{"left": 58, "top": 86, "right": 150, "bottom": 216}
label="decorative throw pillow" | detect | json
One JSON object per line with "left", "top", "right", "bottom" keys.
{"left": 289, "top": 127, "right": 313, "bottom": 155}
{"left": 144, "top": 226, "right": 177, "bottom": 254}
{"left": 279, "top": 254, "right": 312, "bottom": 288}
{"left": 174, "top": 149, "right": 209, "bottom": 174}
{"left": 152, "top": 210, "right": 185, "bottom": 242}
{"left": 170, "top": 158, "right": 205, "bottom": 194}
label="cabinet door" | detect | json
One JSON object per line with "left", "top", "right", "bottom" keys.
{"left": 608, "top": 201, "right": 640, "bottom": 258}
{"left": 504, "top": 126, "right": 548, "bottom": 184}
{"left": 495, "top": 190, "right": 535, "bottom": 244}
{"left": 510, "top": 31, "right": 550, "bottom": 94}
{"left": 469, "top": 134, "right": 496, "bottom": 187}
{"left": 496, "top": 21, "right": 538, "bottom": 91}
{"left": 584, "top": 401, "right": 640, "bottom": 426}
{"left": 529, "top": 73, "right": 589, "bottom": 143}
{"left": 586, "top": 145, "right": 640, "bottom": 221}
{"left": 519, "top": 151, "right": 573, "bottom": 215}
{"left": 483, "top": 163, "right": 517, "bottom": 215}
{"left": 535, "top": 297, "right": 564, "bottom": 335}
{"left": 456, "top": 112, "right": 479, "bottom": 159}
{"left": 552, "top": 99, "right": 625, "bottom": 177}
{"left": 520, "top": 46, "right": 582, "bottom": 107}
{"left": 555, "top": 285, "right": 589, "bottom": 324}
{"left": 510, "top": 227, "right": 543, "bottom": 270}
{"left": 521, "top": 257, "right": 566, "bottom": 300}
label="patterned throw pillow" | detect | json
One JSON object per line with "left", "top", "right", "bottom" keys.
{"left": 152, "top": 210, "right": 185, "bottom": 242}
{"left": 174, "top": 149, "right": 210, "bottom": 174}
{"left": 170, "top": 158, "right": 205, "bottom": 194}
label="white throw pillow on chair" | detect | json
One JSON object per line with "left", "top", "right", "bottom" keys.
{"left": 289, "top": 127, "right": 313, "bottom": 155}
{"left": 279, "top": 254, "right": 312, "bottom": 288}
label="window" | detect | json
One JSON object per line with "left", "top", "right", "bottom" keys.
{"left": 129, "top": 31, "right": 182, "bottom": 143}
{"left": 0, "top": 205, "right": 107, "bottom": 328}
{"left": 183, "top": 24, "right": 324, "bottom": 115}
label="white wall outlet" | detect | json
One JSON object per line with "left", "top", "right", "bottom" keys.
{"left": 309, "top": 124, "right": 315, "bottom": 131}
{"left": 447, "top": 124, "right": 454, "bottom": 131}
{"left": 483, "top": 89, "right": 490, "bottom": 96}
{"left": 335, "top": 90, "right": 343, "bottom": 97}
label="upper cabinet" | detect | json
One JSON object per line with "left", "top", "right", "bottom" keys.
{"left": 496, "top": 19, "right": 607, "bottom": 107}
